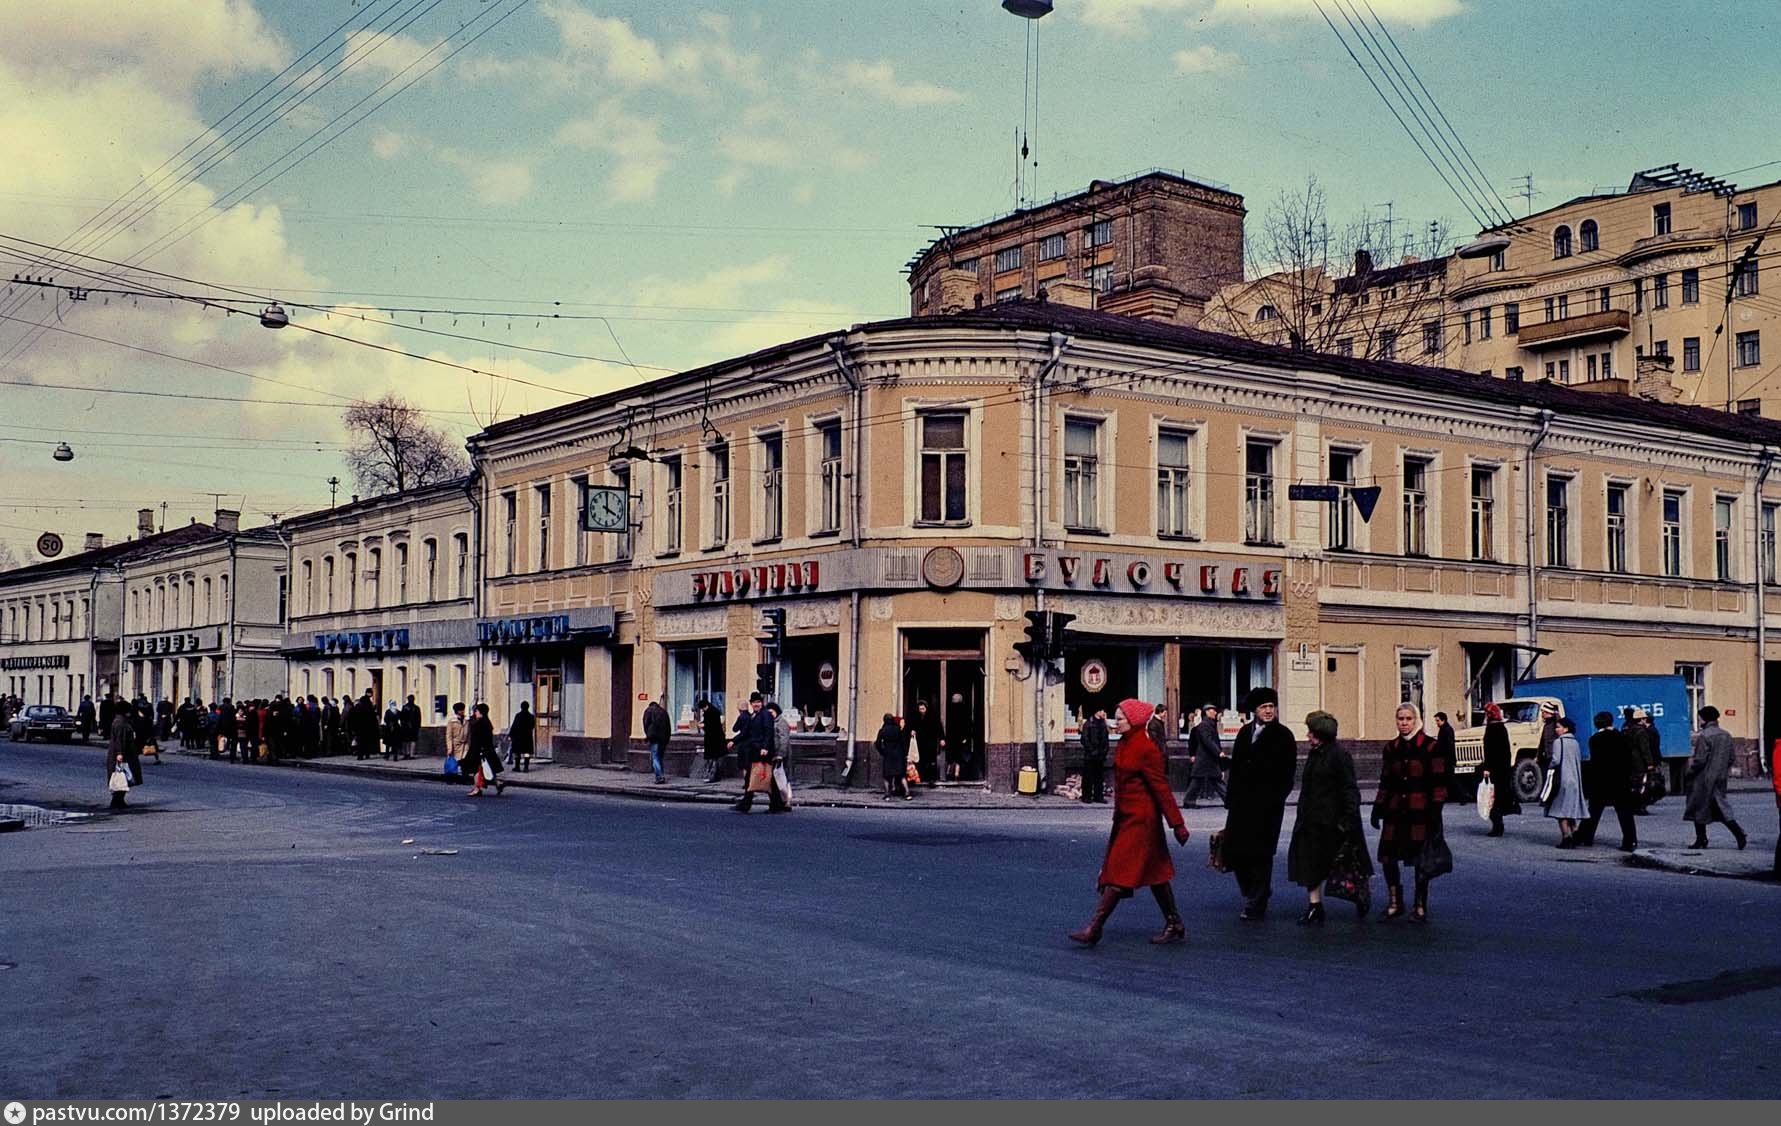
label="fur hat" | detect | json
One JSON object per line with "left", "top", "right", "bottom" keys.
{"left": 1242, "top": 686, "right": 1278, "bottom": 712}
{"left": 1304, "top": 710, "right": 1338, "bottom": 741}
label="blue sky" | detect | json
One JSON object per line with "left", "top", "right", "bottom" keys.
{"left": 2, "top": 0, "right": 1778, "bottom": 558}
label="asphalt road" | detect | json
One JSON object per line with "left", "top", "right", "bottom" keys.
{"left": 2, "top": 738, "right": 1778, "bottom": 1099}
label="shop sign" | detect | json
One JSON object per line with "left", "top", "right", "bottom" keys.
{"left": 818, "top": 662, "right": 837, "bottom": 691}
{"left": 691, "top": 560, "right": 820, "bottom": 602}
{"left": 1079, "top": 658, "right": 1109, "bottom": 694}
{"left": 1022, "top": 553, "right": 1281, "bottom": 599}
{"left": 1, "top": 654, "right": 70, "bottom": 671}
{"left": 314, "top": 628, "right": 410, "bottom": 655}
{"left": 128, "top": 629, "right": 222, "bottom": 657}
{"left": 478, "top": 614, "right": 572, "bottom": 645}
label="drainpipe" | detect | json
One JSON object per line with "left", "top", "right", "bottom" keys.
{"left": 827, "top": 338, "right": 864, "bottom": 784}
{"left": 467, "top": 470, "right": 485, "bottom": 706}
{"left": 226, "top": 533, "right": 239, "bottom": 701}
{"left": 1032, "top": 332, "right": 1070, "bottom": 789}
{"left": 1523, "top": 408, "right": 1555, "bottom": 672}
{"left": 1757, "top": 448, "right": 1774, "bottom": 776}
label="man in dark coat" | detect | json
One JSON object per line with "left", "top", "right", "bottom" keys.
{"left": 508, "top": 702, "right": 537, "bottom": 771}
{"left": 217, "top": 697, "right": 239, "bottom": 761}
{"left": 350, "top": 691, "right": 379, "bottom": 759}
{"left": 642, "top": 698, "right": 672, "bottom": 783}
{"left": 1684, "top": 706, "right": 1745, "bottom": 849}
{"left": 466, "top": 703, "right": 504, "bottom": 795}
{"left": 109, "top": 704, "right": 142, "bottom": 786}
{"left": 1183, "top": 703, "right": 1226, "bottom": 808}
{"left": 77, "top": 694, "right": 96, "bottom": 742}
{"left": 911, "top": 701, "right": 944, "bottom": 787}
{"left": 1578, "top": 711, "right": 1638, "bottom": 850}
{"left": 1079, "top": 708, "right": 1109, "bottom": 804}
{"left": 728, "top": 692, "right": 773, "bottom": 808}
{"left": 400, "top": 695, "right": 422, "bottom": 760}
{"left": 1220, "top": 687, "right": 1298, "bottom": 921}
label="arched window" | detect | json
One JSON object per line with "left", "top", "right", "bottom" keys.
{"left": 1255, "top": 304, "right": 1278, "bottom": 323}
{"left": 1579, "top": 219, "right": 1598, "bottom": 252}
{"left": 1553, "top": 225, "right": 1572, "bottom": 258}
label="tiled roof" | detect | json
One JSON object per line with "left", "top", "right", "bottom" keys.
{"left": 0, "top": 523, "right": 218, "bottom": 584}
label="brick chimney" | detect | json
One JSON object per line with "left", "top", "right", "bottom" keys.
{"left": 933, "top": 267, "right": 980, "bottom": 315}
{"left": 1040, "top": 278, "right": 1096, "bottom": 310}
{"left": 1353, "top": 248, "right": 1374, "bottom": 276}
{"left": 214, "top": 508, "right": 241, "bottom": 534}
{"left": 83, "top": 533, "right": 104, "bottom": 552}
{"left": 1634, "top": 352, "right": 1680, "bottom": 403}
{"left": 137, "top": 508, "right": 155, "bottom": 537}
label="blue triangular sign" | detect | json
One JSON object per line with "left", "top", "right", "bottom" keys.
{"left": 1350, "top": 485, "right": 1383, "bottom": 523}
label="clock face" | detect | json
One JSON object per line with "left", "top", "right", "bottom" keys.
{"left": 584, "top": 486, "right": 627, "bottom": 532}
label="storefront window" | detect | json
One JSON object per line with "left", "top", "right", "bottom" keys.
{"left": 669, "top": 644, "right": 727, "bottom": 730}
{"left": 1179, "top": 645, "right": 1274, "bottom": 719}
{"left": 782, "top": 634, "right": 840, "bottom": 729}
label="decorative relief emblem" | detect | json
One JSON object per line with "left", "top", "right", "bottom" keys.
{"left": 921, "top": 546, "right": 965, "bottom": 590}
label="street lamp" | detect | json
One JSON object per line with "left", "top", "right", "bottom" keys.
{"left": 52, "top": 442, "right": 74, "bottom": 462}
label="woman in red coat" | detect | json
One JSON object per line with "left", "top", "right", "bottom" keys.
{"left": 1069, "top": 699, "right": 1191, "bottom": 946}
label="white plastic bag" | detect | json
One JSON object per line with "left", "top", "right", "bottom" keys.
{"left": 1476, "top": 775, "right": 1495, "bottom": 820}
{"left": 109, "top": 764, "right": 131, "bottom": 793}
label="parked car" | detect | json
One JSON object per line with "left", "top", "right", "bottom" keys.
{"left": 1452, "top": 674, "right": 1691, "bottom": 802}
{"left": 7, "top": 704, "right": 79, "bottom": 743}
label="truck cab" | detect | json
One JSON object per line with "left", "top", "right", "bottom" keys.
{"left": 1451, "top": 696, "right": 1558, "bottom": 803}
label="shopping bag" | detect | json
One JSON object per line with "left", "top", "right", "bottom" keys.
{"left": 1322, "top": 838, "right": 1371, "bottom": 913}
{"left": 481, "top": 758, "right": 496, "bottom": 784}
{"left": 442, "top": 754, "right": 459, "bottom": 777}
{"left": 1206, "top": 829, "right": 1229, "bottom": 872}
{"left": 108, "top": 764, "right": 131, "bottom": 793}
{"left": 1538, "top": 766, "right": 1556, "bottom": 807}
{"left": 771, "top": 763, "right": 794, "bottom": 806}
{"left": 1416, "top": 822, "right": 1454, "bottom": 880}
{"left": 905, "top": 761, "right": 921, "bottom": 785}
{"left": 1476, "top": 776, "right": 1496, "bottom": 821}
{"left": 746, "top": 761, "right": 773, "bottom": 793}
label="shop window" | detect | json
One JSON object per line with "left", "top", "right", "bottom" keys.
{"left": 817, "top": 422, "right": 843, "bottom": 535}
{"left": 1245, "top": 439, "right": 1277, "bottom": 545}
{"left": 1399, "top": 655, "right": 1427, "bottom": 716}
{"left": 709, "top": 442, "right": 731, "bottom": 547}
{"left": 662, "top": 456, "right": 684, "bottom": 554}
{"left": 758, "top": 433, "right": 783, "bottom": 543}
{"left": 918, "top": 411, "right": 969, "bottom": 525}
{"left": 669, "top": 644, "right": 727, "bottom": 730}
{"left": 1606, "top": 484, "right": 1630, "bottom": 574}
{"left": 1156, "top": 429, "right": 1193, "bottom": 538}
{"left": 1062, "top": 417, "right": 1102, "bottom": 531}
{"left": 782, "top": 634, "right": 841, "bottom": 728}
{"left": 1179, "top": 646, "right": 1273, "bottom": 717}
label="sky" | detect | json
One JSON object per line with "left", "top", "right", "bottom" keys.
{"left": 2, "top": 0, "right": 1778, "bottom": 564}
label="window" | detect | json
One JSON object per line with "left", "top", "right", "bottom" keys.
{"left": 918, "top": 412, "right": 969, "bottom": 525}
{"left": 395, "top": 542, "right": 409, "bottom": 604}
{"left": 1309, "top": 302, "right": 1323, "bottom": 317}
{"left": 1586, "top": 354, "right": 1598, "bottom": 380}
{"left": 277, "top": 575, "right": 288, "bottom": 626}
{"left": 1087, "top": 219, "right": 1113, "bottom": 248}
{"left": 1255, "top": 304, "right": 1278, "bottom": 323}
{"left": 1543, "top": 297, "right": 1554, "bottom": 322}
{"left": 709, "top": 442, "right": 731, "bottom": 546}
{"left": 1469, "top": 467, "right": 1496, "bottom": 561}
{"left": 323, "top": 556, "right": 335, "bottom": 612}
{"left": 1682, "top": 268, "right": 1700, "bottom": 304}
{"left": 345, "top": 552, "right": 357, "bottom": 611}
{"left": 1739, "top": 398, "right": 1763, "bottom": 416}
{"left": 1715, "top": 497, "right": 1735, "bottom": 580}
{"left": 534, "top": 484, "right": 551, "bottom": 572}
{"left": 1378, "top": 329, "right": 1398, "bottom": 360}
{"left": 1545, "top": 361, "right": 1556, "bottom": 381}
{"left": 1653, "top": 203, "right": 1671, "bottom": 235}
{"left": 501, "top": 492, "right": 517, "bottom": 575}
{"left": 1579, "top": 219, "right": 1599, "bottom": 252}
{"left": 1635, "top": 279, "right": 1647, "bottom": 313}
{"left": 1600, "top": 351, "right": 1612, "bottom": 377}
{"left": 1597, "top": 286, "right": 1612, "bottom": 314}
{"left": 1558, "top": 358, "right": 1571, "bottom": 382}
{"left": 168, "top": 585, "right": 178, "bottom": 631}
{"left": 1765, "top": 503, "right": 1778, "bottom": 585}
{"left": 951, "top": 257, "right": 977, "bottom": 275}
{"left": 1462, "top": 311, "right": 1472, "bottom": 345}
{"left": 612, "top": 464, "right": 634, "bottom": 561}
{"left": 1335, "top": 338, "right": 1354, "bottom": 357}
{"left": 1737, "top": 330, "right": 1762, "bottom": 367}
{"left": 1654, "top": 339, "right": 1669, "bottom": 358}
{"left": 1739, "top": 202, "right": 1757, "bottom": 231}
{"left": 1156, "top": 429, "right": 1193, "bottom": 538}
{"left": 453, "top": 533, "right": 469, "bottom": 598}
{"left": 1734, "top": 256, "right": 1759, "bottom": 298}
{"left": 1506, "top": 365, "right": 1524, "bottom": 381}
{"left": 662, "top": 456, "right": 684, "bottom": 553}
{"left": 573, "top": 477, "right": 592, "bottom": 567}
{"left": 424, "top": 539, "right": 437, "bottom": 601}
{"left": 1327, "top": 448, "right": 1358, "bottom": 550}
{"left": 1086, "top": 263, "right": 1114, "bottom": 293}
{"left": 1545, "top": 476, "right": 1571, "bottom": 567}
{"left": 1038, "top": 233, "right": 1066, "bottom": 261}
{"left": 1063, "top": 418, "right": 1102, "bottom": 530}
{"left": 758, "top": 434, "right": 783, "bottom": 542}
{"left": 995, "top": 286, "right": 1023, "bottom": 304}
{"left": 1606, "top": 484, "right": 1629, "bottom": 574}
{"left": 367, "top": 547, "right": 381, "bottom": 608}
{"left": 1399, "top": 656, "right": 1426, "bottom": 715}
{"left": 1401, "top": 457, "right": 1429, "bottom": 556}
{"left": 1244, "top": 439, "right": 1277, "bottom": 545}
{"left": 1504, "top": 303, "right": 1519, "bottom": 334}
{"left": 1662, "top": 490, "right": 1685, "bottom": 577}
{"left": 1683, "top": 337, "right": 1701, "bottom": 372}
{"left": 1676, "top": 662, "right": 1708, "bottom": 725}
{"left": 1479, "top": 307, "right": 1493, "bottom": 341}
{"left": 1422, "top": 321, "right": 1442, "bottom": 355}
{"left": 1553, "top": 225, "right": 1572, "bottom": 258}
{"left": 817, "top": 422, "right": 843, "bottom": 535}
{"left": 1557, "top": 295, "right": 1569, "bottom": 319}
{"left": 1653, "top": 273, "right": 1669, "bottom": 309}
{"left": 993, "top": 246, "right": 1022, "bottom": 273}
{"left": 300, "top": 561, "right": 312, "bottom": 615}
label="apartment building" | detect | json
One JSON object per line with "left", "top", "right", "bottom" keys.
{"left": 906, "top": 170, "right": 1246, "bottom": 327}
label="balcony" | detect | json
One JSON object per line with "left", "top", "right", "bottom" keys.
{"left": 1516, "top": 308, "right": 1631, "bottom": 350}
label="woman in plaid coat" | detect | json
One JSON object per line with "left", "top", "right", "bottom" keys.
{"left": 1371, "top": 703, "right": 1450, "bottom": 923}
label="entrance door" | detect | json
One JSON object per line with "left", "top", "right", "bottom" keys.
{"left": 901, "top": 629, "right": 985, "bottom": 781}
{"left": 610, "top": 646, "right": 634, "bottom": 758}
{"left": 369, "top": 667, "right": 384, "bottom": 713}
{"left": 534, "top": 668, "right": 563, "bottom": 758}
{"left": 1324, "top": 650, "right": 1363, "bottom": 741}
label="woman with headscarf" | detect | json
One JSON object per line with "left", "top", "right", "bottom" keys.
{"left": 874, "top": 713, "right": 911, "bottom": 800}
{"left": 699, "top": 698, "right": 728, "bottom": 783}
{"left": 1287, "top": 710, "right": 1371, "bottom": 924}
{"left": 1545, "top": 714, "right": 1589, "bottom": 847}
{"left": 1480, "top": 701, "right": 1520, "bottom": 837}
{"left": 1371, "top": 703, "right": 1450, "bottom": 923}
{"left": 1069, "top": 699, "right": 1190, "bottom": 947}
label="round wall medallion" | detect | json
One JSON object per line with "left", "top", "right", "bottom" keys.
{"left": 35, "top": 532, "right": 64, "bottom": 558}
{"left": 921, "top": 545, "right": 965, "bottom": 589}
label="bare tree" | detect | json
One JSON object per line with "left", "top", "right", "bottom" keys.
{"left": 342, "top": 394, "right": 468, "bottom": 496}
{"left": 0, "top": 540, "right": 20, "bottom": 573}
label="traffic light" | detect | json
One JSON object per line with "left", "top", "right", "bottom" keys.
{"left": 1044, "top": 611, "right": 1076, "bottom": 660}
{"left": 758, "top": 607, "right": 786, "bottom": 653}
{"left": 1014, "top": 609, "right": 1049, "bottom": 664}
{"left": 756, "top": 662, "right": 777, "bottom": 697}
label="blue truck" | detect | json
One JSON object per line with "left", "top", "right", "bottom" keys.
{"left": 1451, "top": 674, "right": 1691, "bottom": 803}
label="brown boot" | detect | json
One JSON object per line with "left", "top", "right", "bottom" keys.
{"left": 1149, "top": 883, "right": 1187, "bottom": 944}
{"left": 1383, "top": 885, "right": 1405, "bottom": 921}
{"left": 1069, "top": 888, "right": 1122, "bottom": 947}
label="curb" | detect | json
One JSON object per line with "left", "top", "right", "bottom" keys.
{"left": 1622, "top": 849, "right": 1781, "bottom": 884}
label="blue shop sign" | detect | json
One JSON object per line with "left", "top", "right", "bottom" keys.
{"left": 314, "top": 628, "right": 410, "bottom": 654}
{"left": 478, "top": 614, "right": 572, "bottom": 646}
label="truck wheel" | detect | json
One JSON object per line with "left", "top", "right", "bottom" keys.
{"left": 1513, "top": 759, "right": 1544, "bottom": 803}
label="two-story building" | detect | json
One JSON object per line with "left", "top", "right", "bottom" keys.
{"left": 467, "top": 300, "right": 1781, "bottom": 787}
{"left": 279, "top": 477, "right": 479, "bottom": 747}
{"left": 117, "top": 511, "right": 287, "bottom": 705}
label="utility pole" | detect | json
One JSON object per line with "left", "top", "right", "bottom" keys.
{"left": 327, "top": 476, "right": 340, "bottom": 509}
{"left": 159, "top": 501, "right": 168, "bottom": 533}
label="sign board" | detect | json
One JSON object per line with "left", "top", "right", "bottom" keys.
{"left": 1079, "top": 658, "right": 1109, "bottom": 694}
{"left": 1290, "top": 657, "right": 1317, "bottom": 673}
{"left": 817, "top": 661, "right": 837, "bottom": 691}
{"left": 1288, "top": 484, "right": 1340, "bottom": 502}
{"left": 36, "top": 532, "right": 63, "bottom": 558}
{"left": 1350, "top": 485, "right": 1383, "bottom": 523}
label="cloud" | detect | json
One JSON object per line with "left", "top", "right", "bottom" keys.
{"left": 438, "top": 149, "right": 534, "bottom": 206}
{"left": 555, "top": 101, "right": 676, "bottom": 202}
{"left": 1173, "top": 44, "right": 1241, "bottom": 74}
{"left": 342, "top": 29, "right": 437, "bottom": 78}
{"left": 1205, "top": 0, "right": 1463, "bottom": 24}
{"left": 833, "top": 61, "right": 964, "bottom": 108}
{"left": 0, "top": 0, "right": 285, "bottom": 96}
{"left": 1076, "top": 0, "right": 1199, "bottom": 35}
{"left": 371, "top": 129, "right": 408, "bottom": 161}
{"left": 537, "top": 1, "right": 764, "bottom": 94}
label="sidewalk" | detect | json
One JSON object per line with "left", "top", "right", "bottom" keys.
{"left": 1626, "top": 844, "right": 1780, "bottom": 882}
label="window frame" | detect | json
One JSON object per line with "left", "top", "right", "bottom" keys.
{"left": 1579, "top": 218, "right": 1599, "bottom": 252}
{"left": 1037, "top": 233, "right": 1067, "bottom": 262}
{"left": 815, "top": 420, "right": 844, "bottom": 536}
{"left": 1402, "top": 454, "right": 1431, "bottom": 558}
{"left": 1605, "top": 480, "right": 1631, "bottom": 574}
{"left": 1468, "top": 464, "right": 1498, "bottom": 562}
{"left": 1661, "top": 488, "right": 1687, "bottom": 578}
{"left": 993, "top": 245, "right": 1023, "bottom": 273}
{"left": 1737, "top": 330, "right": 1762, "bottom": 368}
{"left": 1544, "top": 473, "right": 1572, "bottom": 568}
{"left": 1155, "top": 425, "right": 1196, "bottom": 540}
{"left": 756, "top": 432, "right": 784, "bottom": 544}
{"left": 1553, "top": 225, "right": 1572, "bottom": 258}
{"left": 915, "top": 409, "right": 972, "bottom": 528}
{"left": 1061, "top": 414, "right": 1105, "bottom": 532}
{"left": 1243, "top": 436, "right": 1281, "bottom": 547}
{"left": 1653, "top": 202, "right": 1672, "bottom": 236}
{"left": 707, "top": 440, "right": 732, "bottom": 549}
{"left": 1714, "top": 495, "right": 1737, "bottom": 581}
{"left": 661, "top": 455, "right": 684, "bottom": 555}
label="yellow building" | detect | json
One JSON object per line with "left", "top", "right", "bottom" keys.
{"left": 466, "top": 301, "right": 1781, "bottom": 787}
